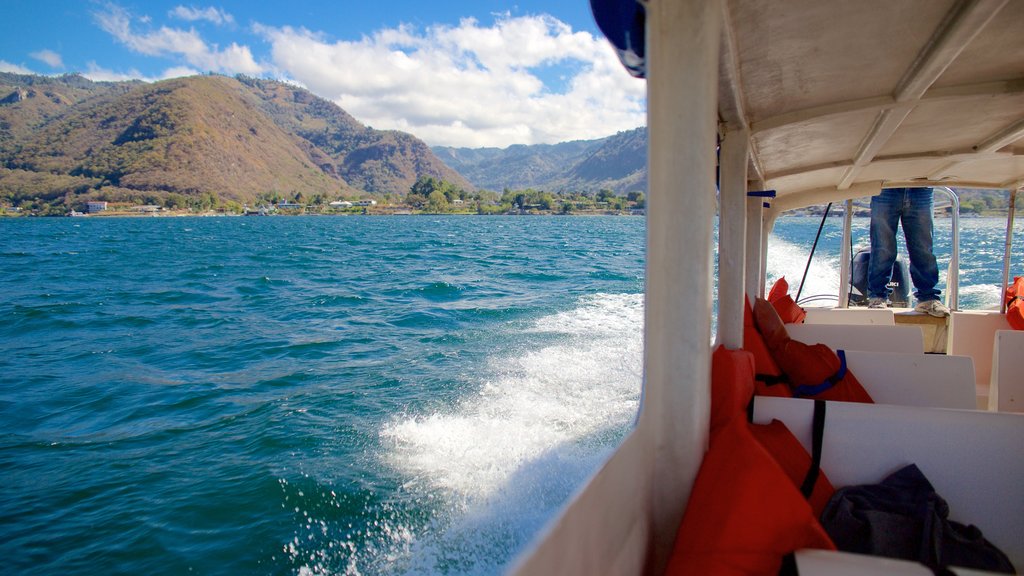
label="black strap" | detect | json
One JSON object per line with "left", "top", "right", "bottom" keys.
{"left": 778, "top": 552, "right": 799, "bottom": 575}
{"left": 757, "top": 373, "right": 789, "bottom": 386}
{"left": 799, "top": 400, "right": 827, "bottom": 499}
{"left": 930, "top": 566, "right": 956, "bottom": 576}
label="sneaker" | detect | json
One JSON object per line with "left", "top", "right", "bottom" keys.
{"left": 915, "top": 299, "right": 950, "bottom": 317}
{"left": 867, "top": 297, "right": 887, "bottom": 309}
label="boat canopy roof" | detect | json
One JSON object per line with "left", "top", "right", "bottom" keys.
{"left": 595, "top": 0, "right": 1024, "bottom": 213}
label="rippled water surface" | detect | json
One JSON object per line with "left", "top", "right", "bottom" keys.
{"left": 1, "top": 216, "right": 645, "bottom": 576}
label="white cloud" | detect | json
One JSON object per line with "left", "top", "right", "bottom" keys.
{"left": 81, "top": 62, "right": 199, "bottom": 83}
{"left": 168, "top": 6, "right": 234, "bottom": 26}
{"left": 95, "top": 3, "right": 260, "bottom": 74}
{"left": 160, "top": 65, "right": 202, "bottom": 79}
{"left": 82, "top": 62, "right": 147, "bottom": 82}
{"left": 0, "top": 60, "right": 34, "bottom": 74}
{"left": 30, "top": 49, "right": 64, "bottom": 69}
{"left": 255, "top": 14, "right": 645, "bottom": 147}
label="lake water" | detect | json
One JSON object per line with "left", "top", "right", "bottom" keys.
{"left": 1, "top": 214, "right": 1020, "bottom": 575}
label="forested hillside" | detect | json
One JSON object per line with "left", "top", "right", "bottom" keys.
{"left": 0, "top": 73, "right": 470, "bottom": 213}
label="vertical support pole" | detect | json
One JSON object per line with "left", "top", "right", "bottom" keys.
{"left": 761, "top": 211, "right": 777, "bottom": 295}
{"left": 745, "top": 190, "right": 764, "bottom": 301}
{"left": 642, "top": 0, "right": 720, "bottom": 571}
{"left": 839, "top": 199, "right": 854, "bottom": 308}
{"left": 718, "top": 127, "right": 749, "bottom": 348}
{"left": 1002, "top": 187, "right": 1019, "bottom": 313}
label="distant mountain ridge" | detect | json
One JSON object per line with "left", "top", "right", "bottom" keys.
{"left": 433, "top": 127, "right": 647, "bottom": 194}
{"left": 0, "top": 72, "right": 470, "bottom": 209}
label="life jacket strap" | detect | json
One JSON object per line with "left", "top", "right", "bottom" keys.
{"left": 792, "top": 350, "right": 847, "bottom": 398}
{"left": 756, "top": 373, "right": 789, "bottom": 386}
{"left": 799, "top": 400, "right": 826, "bottom": 499}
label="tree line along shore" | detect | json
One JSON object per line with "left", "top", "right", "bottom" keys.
{"left": 0, "top": 176, "right": 647, "bottom": 217}
{"left": 2, "top": 174, "right": 1013, "bottom": 218}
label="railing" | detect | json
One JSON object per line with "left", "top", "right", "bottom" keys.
{"left": 936, "top": 187, "right": 960, "bottom": 311}
{"left": 1001, "top": 188, "right": 1019, "bottom": 313}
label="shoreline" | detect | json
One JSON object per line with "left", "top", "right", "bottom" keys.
{"left": 0, "top": 210, "right": 1006, "bottom": 219}
{"left": 0, "top": 209, "right": 648, "bottom": 218}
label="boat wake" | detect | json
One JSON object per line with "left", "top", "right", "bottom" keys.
{"left": 764, "top": 235, "right": 844, "bottom": 305}
{"left": 375, "top": 293, "right": 643, "bottom": 575}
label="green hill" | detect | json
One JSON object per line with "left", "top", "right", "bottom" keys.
{"left": 0, "top": 73, "right": 471, "bottom": 213}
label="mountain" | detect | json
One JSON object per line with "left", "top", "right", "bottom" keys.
{"left": 0, "top": 72, "right": 470, "bottom": 210}
{"left": 433, "top": 127, "right": 647, "bottom": 194}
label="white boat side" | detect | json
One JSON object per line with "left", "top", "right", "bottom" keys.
{"left": 510, "top": 0, "right": 1024, "bottom": 574}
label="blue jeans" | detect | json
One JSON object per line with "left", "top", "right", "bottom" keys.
{"left": 868, "top": 188, "right": 940, "bottom": 302}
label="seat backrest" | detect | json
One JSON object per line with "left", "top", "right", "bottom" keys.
{"left": 794, "top": 549, "right": 964, "bottom": 574}
{"left": 989, "top": 329, "right": 1024, "bottom": 413}
{"left": 752, "top": 396, "right": 1024, "bottom": 569}
{"left": 843, "top": 350, "right": 975, "bottom": 409}
{"left": 786, "top": 323, "right": 924, "bottom": 354}
{"left": 948, "top": 310, "right": 1011, "bottom": 393}
{"left": 803, "top": 308, "right": 896, "bottom": 326}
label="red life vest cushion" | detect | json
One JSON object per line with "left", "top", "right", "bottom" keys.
{"left": 1005, "top": 276, "right": 1024, "bottom": 330}
{"left": 754, "top": 380, "right": 794, "bottom": 398}
{"left": 744, "top": 297, "right": 784, "bottom": 382}
{"left": 750, "top": 419, "right": 836, "bottom": 517}
{"left": 746, "top": 295, "right": 794, "bottom": 397}
{"left": 768, "top": 277, "right": 807, "bottom": 324}
{"left": 753, "top": 297, "right": 873, "bottom": 404}
{"left": 665, "top": 418, "right": 835, "bottom": 575}
{"left": 710, "top": 345, "right": 756, "bottom": 437}
{"left": 767, "top": 276, "right": 791, "bottom": 303}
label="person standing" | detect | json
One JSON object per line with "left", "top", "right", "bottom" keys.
{"left": 867, "top": 187, "right": 950, "bottom": 317}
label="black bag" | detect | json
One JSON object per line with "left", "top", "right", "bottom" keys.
{"left": 820, "top": 464, "right": 1015, "bottom": 573}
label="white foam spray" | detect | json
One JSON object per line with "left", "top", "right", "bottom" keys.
{"left": 379, "top": 293, "right": 643, "bottom": 574}
{"left": 764, "top": 234, "right": 843, "bottom": 305}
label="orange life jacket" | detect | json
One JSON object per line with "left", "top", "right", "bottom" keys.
{"left": 710, "top": 345, "right": 756, "bottom": 436}
{"left": 1006, "top": 276, "right": 1024, "bottom": 330}
{"left": 665, "top": 416, "right": 836, "bottom": 576}
{"left": 751, "top": 418, "right": 836, "bottom": 518}
{"left": 768, "top": 276, "right": 807, "bottom": 324}
{"left": 669, "top": 346, "right": 837, "bottom": 574}
{"left": 743, "top": 297, "right": 790, "bottom": 394}
{"left": 753, "top": 297, "right": 874, "bottom": 404}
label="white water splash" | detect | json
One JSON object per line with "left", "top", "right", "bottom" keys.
{"left": 765, "top": 234, "right": 843, "bottom": 305}
{"left": 379, "top": 293, "right": 643, "bottom": 574}
{"left": 957, "top": 283, "right": 1003, "bottom": 310}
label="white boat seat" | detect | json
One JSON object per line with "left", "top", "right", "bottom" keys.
{"left": 803, "top": 308, "right": 896, "bottom": 326}
{"left": 786, "top": 323, "right": 924, "bottom": 354}
{"left": 948, "top": 311, "right": 1011, "bottom": 397}
{"left": 843, "top": 350, "right": 976, "bottom": 410}
{"left": 988, "top": 329, "right": 1024, "bottom": 413}
{"left": 794, "top": 549, "right": 996, "bottom": 575}
{"left": 751, "top": 396, "right": 1024, "bottom": 570}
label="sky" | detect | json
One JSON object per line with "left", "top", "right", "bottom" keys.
{"left": 0, "top": 1, "right": 646, "bottom": 148}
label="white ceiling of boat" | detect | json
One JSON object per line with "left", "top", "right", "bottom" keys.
{"left": 718, "top": 0, "right": 1024, "bottom": 210}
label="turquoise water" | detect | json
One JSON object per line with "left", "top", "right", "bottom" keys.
{"left": 1, "top": 216, "right": 645, "bottom": 576}
{"left": 2, "top": 214, "right": 1019, "bottom": 575}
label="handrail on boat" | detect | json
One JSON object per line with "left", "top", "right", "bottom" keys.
{"left": 936, "top": 187, "right": 960, "bottom": 312}
{"left": 1001, "top": 188, "right": 1019, "bottom": 314}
